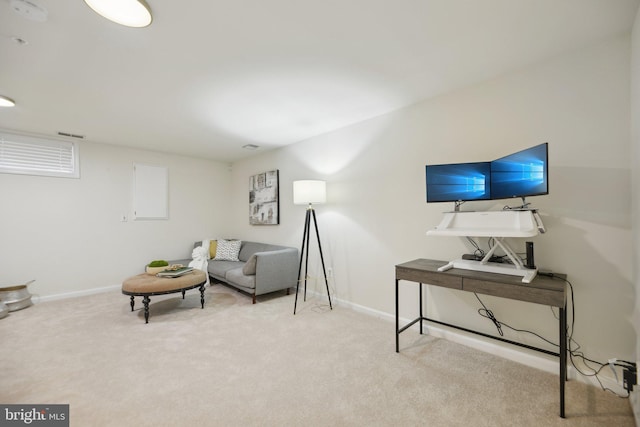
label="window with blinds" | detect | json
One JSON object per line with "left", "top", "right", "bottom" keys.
{"left": 0, "top": 132, "right": 79, "bottom": 178}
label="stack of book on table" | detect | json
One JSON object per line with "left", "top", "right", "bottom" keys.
{"left": 156, "top": 266, "right": 194, "bottom": 278}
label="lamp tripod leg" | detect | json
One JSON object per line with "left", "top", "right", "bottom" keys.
{"left": 303, "top": 215, "right": 311, "bottom": 302}
{"left": 311, "top": 209, "right": 332, "bottom": 310}
{"left": 294, "top": 209, "right": 311, "bottom": 315}
{"left": 294, "top": 207, "right": 332, "bottom": 313}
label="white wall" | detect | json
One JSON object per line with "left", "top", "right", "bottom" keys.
{"left": 229, "top": 35, "right": 634, "bottom": 368}
{"left": 630, "top": 5, "right": 640, "bottom": 421}
{"left": 1, "top": 23, "right": 632, "bottom": 400}
{"left": 0, "top": 139, "right": 231, "bottom": 298}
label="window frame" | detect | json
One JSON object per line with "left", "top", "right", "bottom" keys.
{"left": 0, "top": 131, "right": 80, "bottom": 179}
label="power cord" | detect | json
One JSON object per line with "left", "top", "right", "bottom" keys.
{"left": 502, "top": 197, "right": 531, "bottom": 210}
{"left": 474, "top": 293, "right": 503, "bottom": 336}
{"left": 466, "top": 237, "right": 485, "bottom": 259}
{"left": 474, "top": 293, "right": 557, "bottom": 347}
{"left": 466, "top": 237, "right": 521, "bottom": 264}
{"left": 297, "top": 273, "right": 335, "bottom": 313}
{"left": 475, "top": 276, "right": 631, "bottom": 398}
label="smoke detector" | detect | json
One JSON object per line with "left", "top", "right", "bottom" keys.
{"left": 10, "top": 0, "right": 48, "bottom": 22}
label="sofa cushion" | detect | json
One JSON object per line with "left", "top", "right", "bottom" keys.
{"left": 208, "top": 260, "right": 243, "bottom": 279}
{"left": 215, "top": 239, "right": 242, "bottom": 261}
{"left": 225, "top": 267, "right": 256, "bottom": 290}
{"left": 242, "top": 254, "right": 257, "bottom": 275}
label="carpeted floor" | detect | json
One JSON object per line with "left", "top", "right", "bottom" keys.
{"left": 0, "top": 284, "right": 634, "bottom": 426}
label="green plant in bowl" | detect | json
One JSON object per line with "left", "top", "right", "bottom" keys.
{"left": 146, "top": 260, "right": 169, "bottom": 275}
{"left": 148, "top": 260, "right": 169, "bottom": 268}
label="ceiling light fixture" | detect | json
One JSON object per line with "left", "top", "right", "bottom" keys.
{"left": 242, "top": 144, "right": 260, "bottom": 150}
{"left": 83, "top": 0, "right": 153, "bottom": 28}
{"left": 0, "top": 96, "right": 16, "bottom": 108}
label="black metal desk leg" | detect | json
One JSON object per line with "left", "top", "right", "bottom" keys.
{"left": 395, "top": 279, "right": 399, "bottom": 353}
{"left": 560, "top": 304, "right": 567, "bottom": 418}
{"left": 419, "top": 282, "right": 423, "bottom": 335}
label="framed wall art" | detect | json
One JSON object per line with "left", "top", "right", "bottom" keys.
{"left": 249, "top": 169, "right": 279, "bottom": 225}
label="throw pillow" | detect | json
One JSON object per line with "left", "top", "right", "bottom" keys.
{"left": 215, "top": 239, "right": 242, "bottom": 261}
{"left": 242, "top": 254, "right": 257, "bottom": 275}
{"left": 209, "top": 240, "right": 218, "bottom": 259}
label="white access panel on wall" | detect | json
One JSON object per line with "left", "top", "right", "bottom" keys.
{"left": 133, "top": 163, "right": 168, "bottom": 220}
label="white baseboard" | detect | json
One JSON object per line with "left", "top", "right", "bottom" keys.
{"left": 332, "top": 294, "right": 627, "bottom": 396}
{"left": 34, "top": 284, "right": 121, "bottom": 303}
{"left": 631, "top": 390, "right": 639, "bottom": 426}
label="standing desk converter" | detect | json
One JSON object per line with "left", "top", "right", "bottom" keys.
{"left": 395, "top": 258, "right": 568, "bottom": 418}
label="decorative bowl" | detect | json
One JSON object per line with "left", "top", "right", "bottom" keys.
{"left": 146, "top": 265, "right": 167, "bottom": 275}
{"left": 0, "top": 285, "right": 33, "bottom": 312}
{"left": 0, "top": 302, "right": 8, "bottom": 319}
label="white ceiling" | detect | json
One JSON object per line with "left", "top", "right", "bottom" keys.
{"left": 0, "top": 0, "right": 638, "bottom": 162}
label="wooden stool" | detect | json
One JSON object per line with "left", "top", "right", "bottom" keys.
{"left": 122, "top": 270, "right": 207, "bottom": 323}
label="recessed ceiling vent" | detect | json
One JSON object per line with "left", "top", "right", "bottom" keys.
{"left": 10, "top": 36, "right": 28, "bottom": 46}
{"left": 57, "top": 131, "right": 85, "bottom": 139}
{"left": 10, "top": 0, "right": 48, "bottom": 22}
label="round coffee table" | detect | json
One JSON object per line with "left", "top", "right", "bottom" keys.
{"left": 122, "top": 269, "right": 207, "bottom": 323}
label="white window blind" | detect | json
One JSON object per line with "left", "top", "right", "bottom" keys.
{"left": 0, "top": 132, "right": 79, "bottom": 178}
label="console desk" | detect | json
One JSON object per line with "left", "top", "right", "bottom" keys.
{"left": 395, "top": 259, "right": 567, "bottom": 418}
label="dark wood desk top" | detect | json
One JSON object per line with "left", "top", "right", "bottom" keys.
{"left": 396, "top": 258, "right": 566, "bottom": 308}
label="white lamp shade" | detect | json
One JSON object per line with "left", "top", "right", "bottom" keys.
{"left": 293, "top": 180, "right": 326, "bottom": 205}
{"left": 84, "top": 0, "right": 152, "bottom": 28}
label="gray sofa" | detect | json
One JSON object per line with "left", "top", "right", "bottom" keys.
{"left": 172, "top": 241, "right": 299, "bottom": 304}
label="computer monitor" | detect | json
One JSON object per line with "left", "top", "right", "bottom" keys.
{"left": 425, "top": 162, "right": 491, "bottom": 203}
{"left": 490, "top": 143, "right": 548, "bottom": 200}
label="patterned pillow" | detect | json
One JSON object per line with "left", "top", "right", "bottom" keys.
{"left": 215, "top": 239, "right": 242, "bottom": 261}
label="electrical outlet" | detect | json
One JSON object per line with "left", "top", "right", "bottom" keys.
{"left": 121, "top": 214, "right": 127, "bottom": 222}
{"left": 623, "top": 363, "right": 637, "bottom": 392}
{"left": 326, "top": 268, "right": 333, "bottom": 278}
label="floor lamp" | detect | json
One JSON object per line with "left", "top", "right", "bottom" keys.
{"left": 293, "top": 180, "right": 332, "bottom": 315}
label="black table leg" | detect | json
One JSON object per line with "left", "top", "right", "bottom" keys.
{"left": 419, "top": 282, "right": 423, "bottom": 335}
{"left": 124, "top": 279, "right": 207, "bottom": 323}
{"left": 395, "top": 279, "right": 399, "bottom": 353}
{"left": 560, "top": 303, "right": 567, "bottom": 418}
{"left": 143, "top": 296, "right": 150, "bottom": 324}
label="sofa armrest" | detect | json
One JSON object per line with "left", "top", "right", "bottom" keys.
{"left": 254, "top": 248, "right": 299, "bottom": 295}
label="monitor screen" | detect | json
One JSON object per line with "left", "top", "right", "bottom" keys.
{"left": 490, "top": 143, "right": 548, "bottom": 200}
{"left": 425, "top": 162, "right": 491, "bottom": 203}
